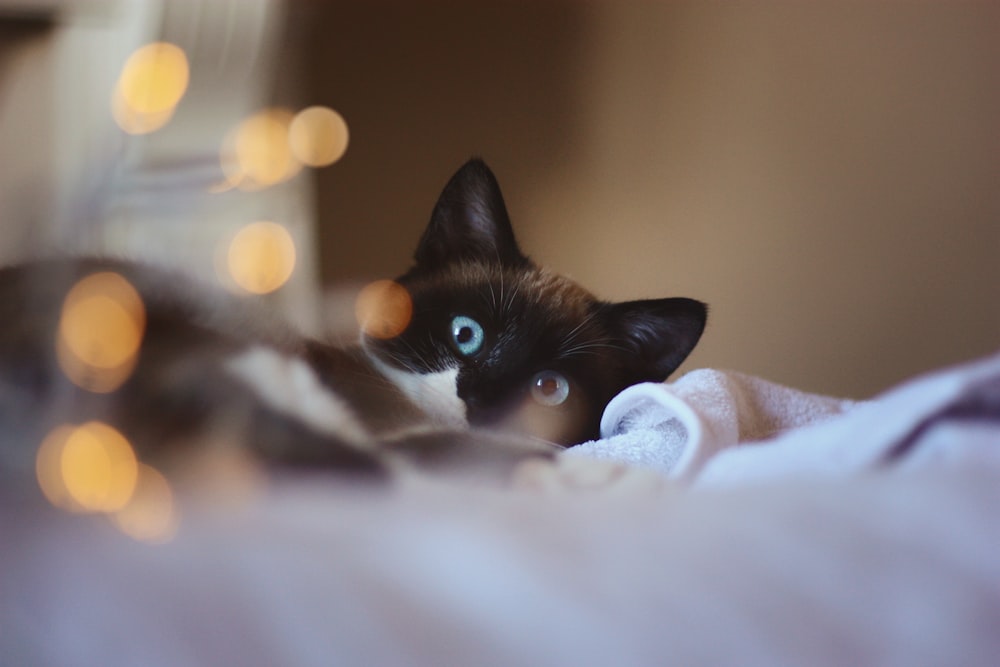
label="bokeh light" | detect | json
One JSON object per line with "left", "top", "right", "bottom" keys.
{"left": 111, "top": 42, "right": 189, "bottom": 135}
{"left": 221, "top": 108, "right": 302, "bottom": 190}
{"left": 36, "top": 422, "right": 139, "bottom": 514}
{"left": 113, "top": 463, "right": 178, "bottom": 543}
{"left": 355, "top": 280, "right": 413, "bottom": 339}
{"left": 57, "top": 272, "right": 145, "bottom": 393}
{"left": 112, "top": 94, "right": 176, "bottom": 135}
{"left": 226, "top": 221, "right": 297, "bottom": 294}
{"left": 288, "top": 106, "right": 349, "bottom": 167}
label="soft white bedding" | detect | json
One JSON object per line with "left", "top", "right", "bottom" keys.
{"left": 574, "top": 350, "right": 1000, "bottom": 485}
{"left": 3, "top": 352, "right": 1000, "bottom": 666}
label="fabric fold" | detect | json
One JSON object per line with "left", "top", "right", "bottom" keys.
{"left": 567, "top": 351, "right": 1000, "bottom": 486}
{"left": 697, "top": 351, "right": 1000, "bottom": 486}
{"left": 568, "top": 369, "right": 854, "bottom": 480}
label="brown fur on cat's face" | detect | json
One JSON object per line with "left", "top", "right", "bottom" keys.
{"left": 364, "top": 159, "right": 707, "bottom": 445}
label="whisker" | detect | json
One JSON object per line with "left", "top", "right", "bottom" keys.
{"left": 560, "top": 310, "right": 600, "bottom": 349}
{"left": 387, "top": 335, "right": 438, "bottom": 374}
{"left": 502, "top": 280, "right": 520, "bottom": 318}
{"left": 558, "top": 339, "right": 631, "bottom": 358}
{"left": 498, "top": 267, "right": 505, "bottom": 317}
{"left": 486, "top": 276, "right": 498, "bottom": 312}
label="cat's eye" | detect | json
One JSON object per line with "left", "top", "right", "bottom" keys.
{"left": 530, "top": 370, "right": 570, "bottom": 407}
{"left": 450, "top": 315, "right": 485, "bottom": 356}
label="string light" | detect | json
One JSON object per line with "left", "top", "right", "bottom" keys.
{"left": 355, "top": 280, "right": 413, "bottom": 339}
{"left": 56, "top": 272, "right": 145, "bottom": 393}
{"left": 220, "top": 109, "right": 302, "bottom": 190}
{"left": 288, "top": 106, "right": 349, "bottom": 167}
{"left": 217, "top": 105, "right": 349, "bottom": 192}
{"left": 36, "top": 422, "right": 139, "bottom": 514}
{"left": 226, "top": 221, "right": 297, "bottom": 294}
{"left": 37, "top": 423, "right": 179, "bottom": 543}
{"left": 111, "top": 42, "right": 189, "bottom": 134}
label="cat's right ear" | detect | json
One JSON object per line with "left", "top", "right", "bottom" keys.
{"left": 607, "top": 297, "right": 708, "bottom": 381}
{"left": 413, "top": 159, "right": 529, "bottom": 269}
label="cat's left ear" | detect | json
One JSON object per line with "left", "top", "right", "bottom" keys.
{"left": 413, "top": 159, "right": 529, "bottom": 269}
{"left": 607, "top": 297, "right": 708, "bottom": 380}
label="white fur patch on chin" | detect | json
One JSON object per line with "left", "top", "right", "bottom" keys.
{"left": 225, "top": 346, "right": 370, "bottom": 446}
{"left": 370, "top": 358, "right": 467, "bottom": 429}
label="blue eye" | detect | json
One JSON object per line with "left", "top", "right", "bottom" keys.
{"left": 530, "top": 370, "right": 570, "bottom": 406}
{"left": 450, "top": 315, "right": 485, "bottom": 356}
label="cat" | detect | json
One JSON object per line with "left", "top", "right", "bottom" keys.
{"left": 0, "top": 159, "right": 706, "bottom": 483}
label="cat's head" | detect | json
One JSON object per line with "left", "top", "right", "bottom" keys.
{"left": 363, "top": 159, "right": 707, "bottom": 445}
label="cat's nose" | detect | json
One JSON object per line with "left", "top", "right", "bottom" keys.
{"left": 462, "top": 395, "right": 504, "bottom": 425}
{"left": 457, "top": 373, "right": 514, "bottom": 425}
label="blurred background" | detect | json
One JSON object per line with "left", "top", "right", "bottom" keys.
{"left": 0, "top": 0, "right": 997, "bottom": 399}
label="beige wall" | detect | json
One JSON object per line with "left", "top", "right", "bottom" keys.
{"left": 303, "top": 1, "right": 999, "bottom": 399}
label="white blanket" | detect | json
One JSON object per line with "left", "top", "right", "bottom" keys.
{"left": 568, "top": 350, "right": 1000, "bottom": 485}
{"left": 5, "top": 465, "right": 1000, "bottom": 666}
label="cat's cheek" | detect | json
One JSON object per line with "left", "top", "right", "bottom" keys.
{"left": 505, "top": 390, "right": 591, "bottom": 446}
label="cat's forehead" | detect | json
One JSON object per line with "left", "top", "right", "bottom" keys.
{"left": 419, "top": 263, "right": 597, "bottom": 322}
